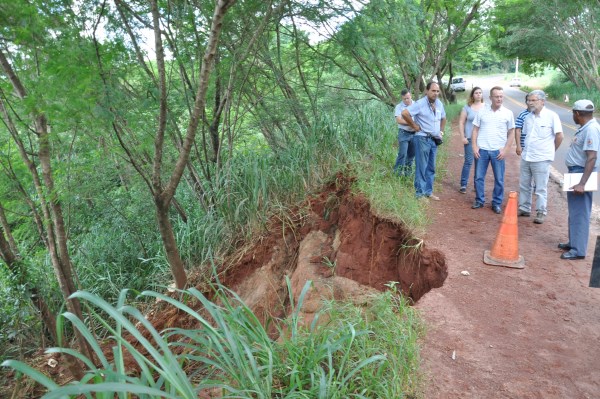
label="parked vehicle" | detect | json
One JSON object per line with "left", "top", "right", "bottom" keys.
{"left": 450, "top": 76, "right": 466, "bottom": 92}
{"left": 510, "top": 77, "right": 522, "bottom": 87}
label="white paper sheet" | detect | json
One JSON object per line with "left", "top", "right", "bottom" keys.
{"left": 562, "top": 172, "right": 598, "bottom": 192}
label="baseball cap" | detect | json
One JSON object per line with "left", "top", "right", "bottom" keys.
{"left": 572, "top": 99, "right": 595, "bottom": 111}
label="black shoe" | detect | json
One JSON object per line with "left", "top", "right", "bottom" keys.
{"left": 557, "top": 242, "right": 572, "bottom": 251}
{"left": 492, "top": 205, "right": 502, "bottom": 214}
{"left": 472, "top": 201, "right": 484, "bottom": 209}
{"left": 459, "top": 187, "right": 467, "bottom": 194}
{"left": 518, "top": 210, "right": 531, "bottom": 217}
{"left": 560, "top": 251, "right": 585, "bottom": 260}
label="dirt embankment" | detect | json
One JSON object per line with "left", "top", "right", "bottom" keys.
{"left": 218, "top": 173, "right": 447, "bottom": 327}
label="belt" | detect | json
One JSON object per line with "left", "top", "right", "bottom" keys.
{"left": 400, "top": 128, "right": 415, "bottom": 134}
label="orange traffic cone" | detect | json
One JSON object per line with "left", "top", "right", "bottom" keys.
{"left": 484, "top": 191, "right": 525, "bottom": 269}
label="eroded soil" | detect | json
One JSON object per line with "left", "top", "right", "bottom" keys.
{"left": 218, "top": 173, "right": 447, "bottom": 327}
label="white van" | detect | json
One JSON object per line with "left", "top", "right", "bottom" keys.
{"left": 450, "top": 76, "right": 466, "bottom": 92}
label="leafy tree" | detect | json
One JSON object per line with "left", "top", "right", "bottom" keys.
{"left": 0, "top": 0, "right": 98, "bottom": 374}
{"left": 297, "top": 0, "right": 487, "bottom": 105}
{"left": 85, "top": 0, "right": 237, "bottom": 289}
{"left": 493, "top": 0, "right": 600, "bottom": 90}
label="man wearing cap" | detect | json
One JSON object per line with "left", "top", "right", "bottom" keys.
{"left": 559, "top": 99, "right": 600, "bottom": 260}
{"left": 471, "top": 86, "right": 515, "bottom": 214}
{"left": 517, "top": 90, "right": 563, "bottom": 224}
{"left": 393, "top": 89, "right": 416, "bottom": 176}
{"left": 401, "top": 82, "right": 446, "bottom": 200}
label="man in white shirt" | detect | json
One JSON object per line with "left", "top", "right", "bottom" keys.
{"left": 471, "top": 86, "right": 515, "bottom": 214}
{"left": 517, "top": 90, "right": 563, "bottom": 224}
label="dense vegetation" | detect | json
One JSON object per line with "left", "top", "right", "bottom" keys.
{"left": 493, "top": 0, "right": 600, "bottom": 91}
{"left": 6, "top": 281, "right": 425, "bottom": 398}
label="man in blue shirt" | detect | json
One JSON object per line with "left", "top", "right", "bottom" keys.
{"left": 401, "top": 82, "right": 447, "bottom": 200}
{"left": 393, "top": 89, "right": 416, "bottom": 176}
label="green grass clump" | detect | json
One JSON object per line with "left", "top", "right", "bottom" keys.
{"left": 3, "top": 280, "right": 423, "bottom": 398}
{"left": 353, "top": 100, "right": 462, "bottom": 236}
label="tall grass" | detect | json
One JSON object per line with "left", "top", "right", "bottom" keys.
{"left": 543, "top": 74, "right": 600, "bottom": 107}
{"left": 3, "top": 280, "right": 424, "bottom": 398}
{"left": 516, "top": 68, "right": 600, "bottom": 106}
{"left": 354, "top": 101, "right": 462, "bottom": 236}
{"left": 168, "top": 102, "right": 430, "bottom": 271}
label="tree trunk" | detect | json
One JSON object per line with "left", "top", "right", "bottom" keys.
{"left": 155, "top": 196, "right": 187, "bottom": 289}
{"left": 149, "top": 0, "right": 236, "bottom": 289}
{"left": 36, "top": 116, "right": 95, "bottom": 370}
{"left": 0, "top": 225, "right": 17, "bottom": 266}
{"left": 0, "top": 205, "right": 18, "bottom": 255}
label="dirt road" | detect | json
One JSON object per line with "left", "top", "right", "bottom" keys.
{"left": 416, "top": 121, "right": 600, "bottom": 398}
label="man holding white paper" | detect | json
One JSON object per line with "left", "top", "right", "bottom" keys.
{"left": 559, "top": 100, "right": 600, "bottom": 260}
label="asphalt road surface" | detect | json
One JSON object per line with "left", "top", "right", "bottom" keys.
{"left": 462, "top": 75, "right": 599, "bottom": 208}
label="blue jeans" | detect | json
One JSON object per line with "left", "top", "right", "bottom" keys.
{"left": 393, "top": 129, "right": 415, "bottom": 176}
{"left": 474, "top": 149, "right": 505, "bottom": 207}
{"left": 460, "top": 139, "right": 474, "bottom": 188}
{"left": 414, "top": 135, "right": 437, "bottom": 198}
{"left": 566, "top": 165, "right": 595, "bottom": 256}
{"left": 518, "top": 159, "right": 551, "bottom": 215}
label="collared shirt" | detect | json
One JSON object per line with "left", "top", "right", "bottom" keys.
{"left": 515, "top": 109, "right": 530, "bottom": 148}
{"left": 473, "top": 105, "right": 515, "bottom": 150}
{"left": 565, "top": 118, "right": 600, "bottom": 167}
{"left": 394, "top": 101, "right": 415, "bottom": 132}
{"left": 522, "top": 107, "right": 562, "bottom": 162}
{"left": 406, "top": 96, "right": 446, "bottom": 138}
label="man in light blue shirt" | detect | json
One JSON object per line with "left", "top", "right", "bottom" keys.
{"left": 558, "top": 100, "right": 600, "bottom": 260}
{"left": 393, "top": 89, "right": 416, "bottom": 176}
{"left": 401, "top": 82, "right": 446, "bottom": 200}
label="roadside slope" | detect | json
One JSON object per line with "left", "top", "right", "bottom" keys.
{"left": 417, "top": 124, "right": 600, "bottom": 398}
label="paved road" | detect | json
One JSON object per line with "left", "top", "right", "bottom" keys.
{"left": 463, "top": 75, "right": 599, "bottom": 207}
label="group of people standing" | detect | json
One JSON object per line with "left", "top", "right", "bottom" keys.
{"left": 393, "top": 82, "right": 599, "bottom": 260}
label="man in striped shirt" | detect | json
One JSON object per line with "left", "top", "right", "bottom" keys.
{"left": 515, "top": 93, "right": 530, "bottom": 153}
{"left": 471, "top": 86, "right": 516, "bottom": 214}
